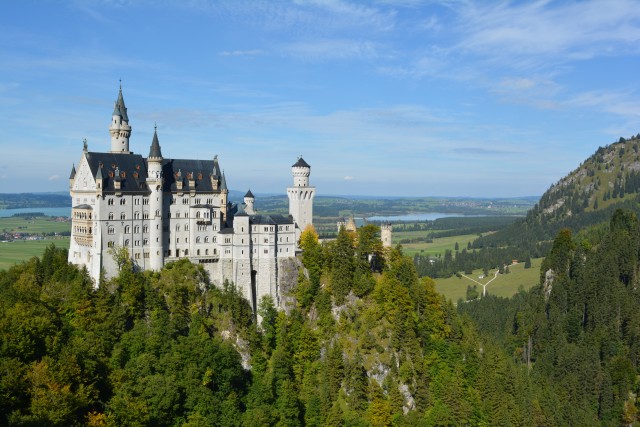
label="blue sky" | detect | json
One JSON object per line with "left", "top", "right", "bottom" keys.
{"left": 1, "top": 0, "right": 639, "bottom": 197}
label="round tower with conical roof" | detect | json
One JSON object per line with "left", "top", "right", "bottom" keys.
{"left": 287, "top": 156, "right": 315, "bottom": 242}
{"left": 147, "top": 126, "right": 164, "bottom": 271}
{"left": 110, "top": 83, "right": 131, "bottom": 153}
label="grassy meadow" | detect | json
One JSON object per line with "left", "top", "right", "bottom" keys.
{"left": 0, "top": 238, "right": 71, "bottom": 271}
{"left": 0, "top": 216, "right": 71, "bottom": 235}
{"left": 434, "top": 257, "right": 543, "bottom": 303}
{"left": 392, "top": 230, "right": 480, "bottom": 258}
{"left": 0, "top": 216, "right": 71, "bottom": 271}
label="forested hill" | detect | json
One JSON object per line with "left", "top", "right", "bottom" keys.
{"left": 472, "top": 133, "right": 640, "bottom": 252}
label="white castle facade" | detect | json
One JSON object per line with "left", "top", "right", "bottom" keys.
{"left": 68, "top": 86, "right": 315, "bottom": 309}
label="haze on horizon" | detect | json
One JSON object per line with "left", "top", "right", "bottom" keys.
{"left": 1, "top": 0, "right": 639, "bottom": 198}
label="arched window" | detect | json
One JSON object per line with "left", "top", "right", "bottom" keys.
{"left": 108, "top": 226, "right": 114, "bottom": 235}
{"left": 197, "top": 249, "right": 200, "bottom": 255}
{"left": 204, "top": 236, "right": 209, "bottom": 243}
{"left": 124, "top": 239, "right": 130, "bottom": 246}
{"left": 108, "top": 212, "right": 114, "bottom": 220}
{"left": 124, "top": 226, "right": 130, "bottom": 233}
{"left": 120, "top": 212, "right": 126, "bottom": 220}
{"left": 196, "top": 237, "right": 201, "bottom": 243}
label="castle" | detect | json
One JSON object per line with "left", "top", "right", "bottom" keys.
{"left": 68, "top": 86, "right": 315, "bottom": 310}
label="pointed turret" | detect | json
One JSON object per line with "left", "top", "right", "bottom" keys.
{"left": 69, "top": 164, "right": 76, "bottom": 189}
{"left": 109, "top": 82, "right": 131, "bottom": 153}
{"left": 220, "top": 171, "right": 228, "bottom": 191}
{"left": 95, "top": 163, "right": 105, "bottom": 191}
{"left": 148, "top": 126, "right": 163, "bottom": 159}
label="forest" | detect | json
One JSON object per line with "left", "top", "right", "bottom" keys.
{"left": 2, "top": 212, "right": 640, "bottom": 426}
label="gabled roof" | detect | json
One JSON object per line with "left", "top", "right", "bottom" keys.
{"left": 85, "top": 152, "right": 148, "bottom": 193}
{"left": 292, "top": 157, "right": 310, "bottom": 168}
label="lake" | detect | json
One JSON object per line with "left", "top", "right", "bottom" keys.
{"left": 367, "top": 213, "right": 481, "bottom": 222}
{"left": 0, "top": 207, "right": 71, "bottom": 218}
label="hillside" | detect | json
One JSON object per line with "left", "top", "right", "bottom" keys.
{"left": 470, "top": 134, "right": 640, "bottom": 253}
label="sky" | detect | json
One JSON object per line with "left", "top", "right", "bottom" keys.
{"left": 1, "top": 0, "right": 640, "bottom": 198}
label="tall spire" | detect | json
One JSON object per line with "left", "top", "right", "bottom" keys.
{"left": 220, "top": 171, "right": 228, "bottom": 191}
{"left": 148, "top": 123, "right": 163, "bottom": 159}
{"left": 116, "top": 81, "right": 128, "bottom": 121}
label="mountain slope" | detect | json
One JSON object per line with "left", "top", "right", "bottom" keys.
{"left": 473, "top": 133, "right": 640, "bottom": 250}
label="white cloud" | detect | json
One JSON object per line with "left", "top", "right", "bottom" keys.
{"left": 343, "top": 175, "right": 354, "bottom": 180}
{"left": 48, "top": 175, "right": 60, "bottom": 181}
{"left": 219, "top": 49, "right": 264, "bottom": 57}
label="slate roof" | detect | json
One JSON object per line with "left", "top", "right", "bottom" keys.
{"left": 148, "top": 130, "right": 162, "bottom": 158}
{"left": 69, "top": 164, "right": 76, "bottom": 179}
{"left": 245, "top": 189, "right": 254, "bottom": 198}
{"left": 84, "top": 152, "right": 224, "bottom": 194}
{"left": 161, "top": 158, "right": 222, "bottom": 193}
{"left": 292, "top": 157, "right": 310, "bottom": 168}
{"left": 249, "top": 214, "right": 294, "bottom": 225}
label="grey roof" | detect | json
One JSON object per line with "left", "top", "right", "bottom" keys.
{"left": 220, "top": 171, "right": 227, "bottom": 191}
{"left": 161, "top": 158, "right": 223, "bottom": 193}
{"left": 292, "top": 157, "right": 310, "bottom": 168}
{"left": 148, "top": 129, "right": 163, "bottom": 158}
{"left": 244, "top": 189, "right": 254, "bottom": 198}
{"left": 115, "top": 86, "right": 129, "bottom": 121}
{"left": 72, "top": 204, "right": 93, "bottom": 209}
{"left": 69, "top": 164, "right": 76, "bottom": 179}
{"left": 249, "top": 214, "right": 294, "bottom": 225}
{"left": 95, "top": 163, "right": 105, "bottom": 180}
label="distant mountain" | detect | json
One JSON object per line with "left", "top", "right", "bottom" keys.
{"left": 0, "top": 193, "right": 71, "bottom": 209}
{"left": 473, "top": 133, "right": 640, "bottom": 251}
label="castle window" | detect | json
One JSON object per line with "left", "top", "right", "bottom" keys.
{"left": 108, "top": 212, "right": 114, "bottom": 220}
{"left": 134, "top": 226, "right": 140, "bottom": 233}
{"left": 264, "top": 249, "right": 268, "bottom": 254}
{"left": 125, "top": 239, "right": 130, "bottom": 246}
{"left": 204, "top": 237, "right": 209, "bottom": 243}
{"left": 184, "top": 249, "right": 188, "bottom": 256}
{"left": 144, "top": 212, "right": 149, "bottom": 219}
{"left": 125, "top": 226, "right": 130, "bottom": 233}
{"left": 143, "top": 225, "right": 148, "bottom": 233}
{"left": 144, "top": 252, "right": 149, "bottom": 259}
{"left": 197, "top": 249, "right": 200, "bottom": 255}
{"left": 176, "top": 212, "right": 180, "bottom": 218}
{"left": 134, "top": 212, "right": 140, "bottom": 219}
{"left": 196, "top": 237, "right": 201, "bottom": 243}
{"left": 156, "top": 210, "right": 160, "bottom": 217}
{"left": 143, "top": 198, "right": 149, "bottom": 205}
{"left": 176, "top": 224, "right": 180, "bottom": 231}
{"left": 134, "top": 198, "right": 140, "bottom": 205}
{"left": 264, "top": 238, "right": 268, "bottom": 243}
{"left": 120, "top": 213, "right": 126, "bottom": 220}
{"left": 108, "top": 241, "right": 114, "bottom": 248}
{"left": 196, "top": 211, "right": 201, "bottom": 219}
{"left": 143, "top": 238, "right": 148, "bottom": 245}
{"left": 176, "top": 238, "right": 179, "bottom": 243}
{"left": 205, "top": 249, "right": 209, "bottom": 255}
{"left": 167, "top": 250, "right": 171, "bottom": 256}
{"left": 184, "top": 225, "right": 188, "bottom": 231}
{"left": 120, "top": 199, "right": 126, "bottom": 205}
{"left": 108, "top": 198, "right": 114, "bottom": 205}
{"left": 108, "top": 226, "right": 114, "bottom": 235}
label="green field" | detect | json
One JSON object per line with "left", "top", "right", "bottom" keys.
{"left": 0, "top": 216, "right": 71, "bottom": 234}
{"left": 434, "top": 257, "right": 543, "bottom": 303}
{"left": 0, "top": 237, "right": 71, "bottom": 271}
{"left": 393, "top": 231, "right": 479, "bottom": 257}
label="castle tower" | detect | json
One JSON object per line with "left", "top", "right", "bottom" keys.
{"left": 109, "top": 84, "right": 131, "bottom": 153}
{"left": 287, "top": 157, "right": 315, "bottom": 242}
{"left": 147, "top": 127, "right": 164, "bottom": 271}
{"left": 244, "top": 189, "right": 256, "bottom": 215}
{"left": 381, "top": 222, "right": 392, "bottom": 248}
